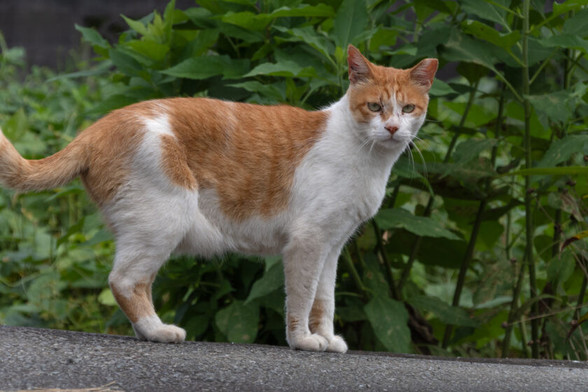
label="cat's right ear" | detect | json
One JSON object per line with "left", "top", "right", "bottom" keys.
{"left": 347, "top": 45, "right": 372, "bottom": 84}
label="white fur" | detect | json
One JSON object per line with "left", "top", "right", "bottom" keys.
{"left": 105, "top": 92, "right": 426, "bottom": 351}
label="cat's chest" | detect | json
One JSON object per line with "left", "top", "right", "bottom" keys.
{"left": 291, "top": 143, "right": 392, "bottom": 225}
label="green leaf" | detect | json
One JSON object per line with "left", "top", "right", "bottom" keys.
{"left": 222, "top": 12, "right": 273, "bottom": 31}
{"left": 460, "top": 0, "right": 512, "bottom": 28}
{"left": 453, "top": 139, "right": 496, "bottom": 164}
{"left": 75, "top": 25, "right": 110, "bottom": 49}
{"left": 331, "top": 0, "right": 368, "bottom": 48}
{"left": 124, "top": 40, "right": 170, "bottom": 63}
{"left": 274, "top": 26, "right": 334, "bottom": 62}
{"left": 362, "top": 254, "right": 391, "bottom": 297}
{"left": 162, "top": 56, "right": 250, "bottom": 79}
{"left": 121, "top": 15, "right": 149, "bottom": 36}
{"left": 245, "top": 260, "right": 284, "bottom": 305}
{"left": 429, "top": 79, "right": 457, "bottom": 97}
{"left": 375, "top": 208, "right": 460, "bottom": 240}
{"left": 244, "top": 60, "right": 318, "bottom": 78}
{"left": 537, "top": 135, "right": 588, "bottom": 168}
{"left": 271, "top": 4, "right": 334, "bottom": 18}
{"left": 98, "top": 288, "right": 117, "bottom": 306}
{"left": 230, "top": 81, "right": 285, "bottom": 102}
{"left": 364, "top": 296, "right": 411, "bottom": 353}
{"left": 461, "top": 20, "right": 520, "bottom": 49}
{"left": 503, "top": 166, "right": 588, "bottom": 177}
{"left": 539, "top": 34, "right": 588, "bottom": 52}
{"left": 407, "top": 295, "right": 478, "bottom": 327}
{"left": 552, "top": 0, "right": 588, "bottom": 18}
{"left": 215, "top": 300, "right": 259, "bottom": 343}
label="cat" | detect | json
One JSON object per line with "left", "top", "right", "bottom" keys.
{"left": 0, "top": 45, "right": 437, "bottom": 353}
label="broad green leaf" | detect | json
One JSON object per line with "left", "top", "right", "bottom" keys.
{"left": 453, "top": 139, "right": 496, "bottom": 164}
{"left": 244, "top": 60, "right": 318, "bottom": 78}
{"left": 364, "top": 296, "right": 411, "bottom": 353}
{"left": 215, "top": 300, "right": 259, "bottom": 343}
{"left": 503, "top": 166, "right": 588, "bottom": 177}
{"left": 121, "top": 15, "right": 149, "bottom": 36}
{"left": 124, "top": 40, "right": 170, "bottom": 63}
{"left": 563, "top": 9, "right": 588, "bottom": 35}
{"left": 222, "top": 12, "right": 273, "bottom": 31}
{"left": 539, "top": 34, "right": 588, "bottom": 52}
{"left": 407, "top": 295, "right": 478, "bottom": 327}
{"left": 375, "top": 208, "right": 460, "bottom": 240}
{"left": 362, "top": 255, "right": 391, "bottom": 297}
{"left": 162, "top": 56, "right": 250, "bottom": 79}
{"left": 546, "top": 250, "right": 575, "bottom": 286}
{"left": 271, "top": 4, "right": 334, "bottom": 18}
{"left": 245, "top": 260, "right": 284, "bottom": 304}
{"left": 230, "top": 81, "right": 285, "bottom": 102}
{"left": 75, "top": 25, "right": 110, "bottom": 49}
{"left": 552, "top": 0, "right": 588, "bottom": 18}
{"left": 429, "top": 79, "right": 457, "bottom": 97}
{"left": 98, "top": 289, "right": 117, "bottom": 306}
{"left": 274, "top": 26, "right": 334, "bottom": 61}
{"left": 537, "top": 135, "right": 588, "bottom": 168}
{"left": 331, "top": 0, "right": 368, "bottom": 48}
{"left": 442, "top": 31, "right": 504, "bottom": 73}
{"left": 461, "top": 20, "right": 520, "bottom": 49}
{"left": 460, "top": 0, "right": 511, "bottom": 28}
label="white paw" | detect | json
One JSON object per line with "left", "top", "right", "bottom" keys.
{"left": 290, "top": 333, "right": 329, "bottom": 352}
{"left": 133, "top": 316, "right": 186, "bottom": 343}
{"left": 326, "top": 335, "right": 348, "bottom": 353}
{"left": 147, "top": 324, "right": 186, "bottom": 343}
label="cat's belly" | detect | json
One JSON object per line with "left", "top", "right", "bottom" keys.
{"left": 174, "top": 189, "right": 288, "bottom": 257}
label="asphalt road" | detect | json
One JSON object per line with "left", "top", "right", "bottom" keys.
{"left": 1, "top": 326, "right": 587, "bottom": 392}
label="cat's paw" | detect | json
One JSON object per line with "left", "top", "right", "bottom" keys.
{"left": 290, "top": 333, "right": 329, "bottom": 352}
{"left": 147, "top": 324, "right": 186, "bottom": 343}
{"left": 326, "top": 335, "right": 348, "bottom": 353}
{"left": 133, "top": 316, "right": 186, "bottom": 343}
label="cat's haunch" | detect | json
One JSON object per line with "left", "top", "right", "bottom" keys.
{"left": 0, "top": 45, "right": 437, "bottom": 352}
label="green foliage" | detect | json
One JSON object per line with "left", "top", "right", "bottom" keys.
{"left": 1, "top": 0, "right": 588, "bottom": 359}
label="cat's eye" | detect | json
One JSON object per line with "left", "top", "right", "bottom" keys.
{"left": 402, "top": 104, "right": 415, "bottom": 113}
{"left": 367, "top": 102, "right": 382, "bottom": 112}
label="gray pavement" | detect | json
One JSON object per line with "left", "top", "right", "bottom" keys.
{"left": 0, "top": 325, "right": 587, "bottom": 392}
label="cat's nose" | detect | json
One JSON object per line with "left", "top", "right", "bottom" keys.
{"left": 385, "top": 125, "right": 399, "bottom": 135}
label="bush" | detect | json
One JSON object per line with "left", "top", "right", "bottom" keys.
{"left": 1, "top": 0, "right": 587, "bottom": 359}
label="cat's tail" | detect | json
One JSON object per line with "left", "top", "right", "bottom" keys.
{"left": 0, "top": 127, "right": 89, "bottom": 192}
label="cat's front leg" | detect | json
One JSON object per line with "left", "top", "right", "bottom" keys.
{"left": 283, "top": 233, "right": 330, "bottom": 352}
{"left": 309, "top": 244, "right": 348, "bottom": 353}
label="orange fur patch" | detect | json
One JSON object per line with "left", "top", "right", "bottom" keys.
{"left": 110, "top": 280, "right": 155, "bottom": 323}
{"left": 309, "top": 299, "right": 325, "bottom": 333}
{"left": 168, "top": 98, "right": 327, "bottom": 221}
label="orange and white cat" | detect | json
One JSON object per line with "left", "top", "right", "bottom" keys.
{"left": 0, "top": 45, "right": 437, "bottom": 353}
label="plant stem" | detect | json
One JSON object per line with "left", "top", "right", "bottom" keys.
{"left": 343, "top": 247, "right": 367, "bottom": 299}
{"left": 502, "top": 256, "right": 526, "bottom": 357}
{"left": 442, "top": 199, "right": 487, "bottom": 348}
{"left": 521, "top": 0, "right": 539, "bottom": 359}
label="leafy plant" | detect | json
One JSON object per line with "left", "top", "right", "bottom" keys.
{"left": 1, "top": 0, "right": 587, "bottom": 359}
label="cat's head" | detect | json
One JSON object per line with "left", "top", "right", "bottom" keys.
{"left": 346, "top": 45, "right": 437, "bottom": 151}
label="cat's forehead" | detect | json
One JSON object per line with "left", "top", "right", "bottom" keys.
{"left": 358, "top": 66, "right": 428, "bottom": 104}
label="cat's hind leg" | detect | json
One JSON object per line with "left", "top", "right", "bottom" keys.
{"left": 109, "top": 241, "right": 186, "bottom": 343}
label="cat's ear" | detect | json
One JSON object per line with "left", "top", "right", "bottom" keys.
{"left": 347, "top": 45, "right": 373, "bottom": 84}
{"left": 410, "top": 58, "right": 438, "bottom": 90}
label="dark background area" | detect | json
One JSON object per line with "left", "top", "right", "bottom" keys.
{"left": 0, "top": 0, "right": 194, "bottom": 68}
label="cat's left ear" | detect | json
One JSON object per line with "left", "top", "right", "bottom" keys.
{"left": 347, "top": 45, "right": 373, "bottom": 84}
{"left": 410, "top": 58, "right": 438, "bottom": 90}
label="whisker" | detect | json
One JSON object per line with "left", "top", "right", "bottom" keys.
{"left": 410, "top": 139, "right": 428, "bottom": 179}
